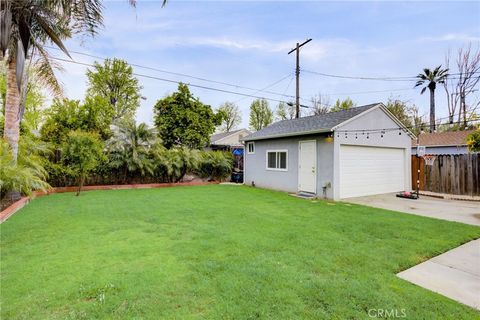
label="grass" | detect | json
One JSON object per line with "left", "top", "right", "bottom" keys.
{"left": 1, "top": 185, "right": 479, "bottom": 319}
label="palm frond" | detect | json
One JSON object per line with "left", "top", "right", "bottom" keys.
{"left": 31, "top": 43, "right": 64, "bottom": 96}
{"left": 34, "top": 13, "right": 71, "bottom": 59}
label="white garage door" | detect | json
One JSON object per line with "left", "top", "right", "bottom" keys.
{"left": 340, "top": 145, "right": 405, "bottom": 198}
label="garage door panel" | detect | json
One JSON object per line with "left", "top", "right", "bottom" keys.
{"left": 340, "top": 145, "right": 405, "bottom": 198}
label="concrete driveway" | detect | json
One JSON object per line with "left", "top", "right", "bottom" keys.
{"left": 398, "top": 239, "right": 480, "bottom": 310}
{"left": 346, "top": 193, "right": 480, "bottom": 226}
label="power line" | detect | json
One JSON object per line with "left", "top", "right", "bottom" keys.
{"left": 45, "top": 45, "right": 296, "bottom": 100}
{"left": 304, "top": 69, "right": 414, "bottom": 81}
{"left": 233, "top": 73, "right": 293, "bottom": 103}
{"left": 335, "top": 115, "right": 479, "bottom": 134}
{"left": 305, "top": 87, "right": 414, "bottom": 98}
{"left": 47, "top": 55, "right": 295, "bottom": 105}
{"left": 281, "top": 75, "right": 295, "bottom": 98}
{"left": 303, "top": 69, "right": 480, "bottom": 82}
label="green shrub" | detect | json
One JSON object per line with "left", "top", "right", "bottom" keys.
{"left": 197, "top": 151, "right": 233, "bottom": 181}
{"left": 151, "top": 146, "right": 201, "bottom": 182}
{"left": 467, "top": 129, "right": 480, "bottom": 152}
{"left": 0, "top": 139, "right": 50, "bottom": 200}
{"left": 62, "top": 131, "right": 104, "bottom": 195}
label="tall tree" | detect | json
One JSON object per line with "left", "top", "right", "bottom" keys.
{"left": 86, "top": 58, "right": 142, "bottom": 122}
{"left": 1, "top": 65, "right": 47, "bottom": 135}
{"left": 1, "top": 0, "right": 165, "bottom": 161}
{"left": 385, "top": 98, "right": 413, "bottom": 129}
{"left": 275, "top": 101, "right": 295, "bottom": 121}
{"left": 1, "top": 0, "right": 105, "bottom": 161}
{"left": 444, "top": 44, "right": 480, "bottom": 127}
{"left": 415, "top": 65, "right": 448, "bottom": 132}
{"left": 217, "top": 102, "right": 241, "bottom": 132}
{"left": 154, "top": 83, "right": 222, "bottom": 149}
{"left": 310, "top": 94, "right": 330, "bottom": 116}
{"left": 249, "top": 99, "right": 273, "bottom": 131}
{"left": 41, "top": 97, "right": 113, "bottom": 147}
{"left": 330, "top": 98, "right": 356, "bottom": 112}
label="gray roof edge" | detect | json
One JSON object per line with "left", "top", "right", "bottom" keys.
{"left": 412, "top": 143, "right": 468, "bottom": 148}
{"left": 211, "top": 128, "right": 250, "bottom": 144}
{"left": 332, "top": 103, "right": 416, "bottom": 139}
{"left": 242, "top": 129, "right": 332, "bottom": 141}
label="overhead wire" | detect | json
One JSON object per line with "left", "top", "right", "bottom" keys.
{"left": 335, "top": 114, "right": 479, "bottom": 134}
{"left": 45, "top": 45, "right": 296, "bottom": 100}
{"left": 46, "top": 55, "right": 296, "bottom": 105}
{"left": 303, "top": 69, "right": 480, "bottom": 82}
{"left": 233, "top": 73, "right": 294, "bottom": 103}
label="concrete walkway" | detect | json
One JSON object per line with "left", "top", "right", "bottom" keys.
{"left": 397, "top": 239, "right": 480, "bottom": 310}
{"left": 347, "top": 193, "right": 480, "bottom": 226}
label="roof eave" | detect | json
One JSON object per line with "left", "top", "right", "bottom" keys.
{"left": 413, "top": 144, "right": 468, "bottom": 148}
{"left": 242, "top": 128, "right": 332, "bottom": 142}
{"left": 212, "top": 129, "right": 250, "bottom": 144}
{"left": 332, "top": 103, "right": 417, "bottom": 139}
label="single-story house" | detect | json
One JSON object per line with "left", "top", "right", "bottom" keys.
{"left": 208, "top": 128, "right": 251, "bottom": 171}
{"left": 412, "top": 130, "right": 476, "bottom": 155}
{"left": 241, "top": 103, "right": 414, "bottom": 200}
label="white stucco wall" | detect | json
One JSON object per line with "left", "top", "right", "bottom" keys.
{"left": 333, "top": 106, "right": 412, "bottom": 199}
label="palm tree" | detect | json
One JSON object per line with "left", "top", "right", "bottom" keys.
{"left": 1, "top": 0, "right": 104, "bottom": 161}
{"left": 415, "top": 66, "right": 448, "bottom": 132}
{"left": 1, "top": 0, "right": 168, "bottom": 161}
{"left": 106, "top": 121, "right": 159, "bottom": 182}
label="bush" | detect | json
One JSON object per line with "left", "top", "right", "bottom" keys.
{"left": 0, "top": 139, "right": 50, "bottom": 201}
{"left": 151, "top": 146, "right": 201, "bottom": 182}
{"left": 62, "top": 131, "right": 104, "bottom": 195}
{"left": 43, "top": 140, "right": 235, "bottom": 187}
{"left": 467, "top": 129, "right": 480, "bottom": 152}
{"left": 197, "top": 151, "right": 234, "bottom": 181}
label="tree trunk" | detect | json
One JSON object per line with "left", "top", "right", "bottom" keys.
{"left": 124, "top": 165, "right": 128, "bottom": 184}
{"left": 4, "top": 57, "right": 21, "bottom": 161}
{"left": 429, "top": 88, "right": 435, "bottom": 133}
{"left": 76, "top": 174, "right": 85, "bottom": 196}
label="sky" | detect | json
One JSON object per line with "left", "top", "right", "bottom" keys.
{"left": 51, "top": 0, "right": 480, "bottom": 129}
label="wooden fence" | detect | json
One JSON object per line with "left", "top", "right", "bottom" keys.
{"left": 411, "top": 154, "right": 480, "bottom": 196}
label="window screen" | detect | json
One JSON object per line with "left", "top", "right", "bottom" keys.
{"left": 267, "top": 151, "right": 287, "bottom": 170}
{"left": 278, "top": 152, "right": 287, "bottom": 169}
{"left": 247, "top": 142, "right": 255, "bottom": 153}
{"left": 267, "top": 152, "right": 277, "bottom": 168}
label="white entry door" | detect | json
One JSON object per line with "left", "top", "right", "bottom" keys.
{"left": 339, "top": 145, "right": 405, "bottom": 198}
{"left": 298, "top": 140, "right": 317, "bottom": 194}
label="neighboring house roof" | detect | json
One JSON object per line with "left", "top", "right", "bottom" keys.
{"left": 243, "top": 103, "right": 401, "bottom": 141}
{"left": 411, "top": 130, "right": 475, "bottom": 147}
{"left": 210, "top": 128, "right": 251, "bottom": 146}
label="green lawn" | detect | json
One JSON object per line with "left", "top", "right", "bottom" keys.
{"left": 1, "top": 185, "right": 479, "bottom": 319}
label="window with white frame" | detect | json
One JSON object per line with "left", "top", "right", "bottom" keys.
{"left": 247, "top": 142, "right": 255, "bottom": 154}
{"left": 266, "top": 150, "right": 288, "bottom": 171}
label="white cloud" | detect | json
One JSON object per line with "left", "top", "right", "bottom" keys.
{"left": 419, "top": 33, "right": 480, "bottom": 43}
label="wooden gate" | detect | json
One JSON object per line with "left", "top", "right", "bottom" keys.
{"left": 411, "top": 154, "right": 480, "bottom": 196}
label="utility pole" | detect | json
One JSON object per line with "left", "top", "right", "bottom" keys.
{"left": 288, "top": 38, "right": 312, "bottom": 118}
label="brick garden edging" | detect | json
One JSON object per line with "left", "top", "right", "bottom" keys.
{"left": 0, "top": 181, "right": 217, "bottom": 224}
